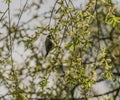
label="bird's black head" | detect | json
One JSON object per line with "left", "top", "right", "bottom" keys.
{"left": 47, "top": 35, "right": 52, "bottom": 39}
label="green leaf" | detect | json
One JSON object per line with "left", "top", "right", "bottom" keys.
{"left": 108, "top": 17, "right": 120, "bottom": 27}
{"left": 6, "top": 0, "right": 12, "bottom": 3}
{"left": 39, "top": 79, "right": 48, "bottom": 88}
{"left": 71, "top": 44, "right": 75, "bottom": 53}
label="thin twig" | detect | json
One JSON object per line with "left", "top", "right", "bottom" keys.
{"left": 93, "top": 0, "right": 101, "bottom": 69}
{"left": 8, "top": 1, "right": 14, "bottom": 70}
{"left": 93, "top": 87, "right": 120, "bottom": 97}
{"left": 48, "top": 0, "right": 58, "bottom": 27}
{"left": 16, "top": 0, "right": 29, "bottom": 27}
{"left": 14, "top": 0, "right": 29, "bottom": 39}
{"left": 0, "top": 8, "right": 8, "bottom": 21}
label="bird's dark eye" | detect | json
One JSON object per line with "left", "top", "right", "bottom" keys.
{"left": 48, "top": 35, "right": 52, "bottom": 39}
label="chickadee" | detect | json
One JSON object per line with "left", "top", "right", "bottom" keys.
{"left": 45, "top": 35, "right": 53, "bottom": 57}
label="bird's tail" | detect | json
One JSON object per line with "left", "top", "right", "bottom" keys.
{"left": 45, "top": 52, "right": 49, "bottom": 57}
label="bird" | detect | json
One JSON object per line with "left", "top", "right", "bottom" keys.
{"left": 45, "top": 35, "right": 53, "bottom": 57}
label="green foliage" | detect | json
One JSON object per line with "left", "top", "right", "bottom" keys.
{"left": 108, "top": 17, "right": 120, "bottom": 27}
{"left": 5, "top": 0, "right": 12, "bottom": 3}
{"left": 0, "top": 0, "right": 120, "bottom": 99}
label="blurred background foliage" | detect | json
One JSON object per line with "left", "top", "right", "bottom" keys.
{"left": 0, "top": 0, "right": 120, "bottom": 100}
